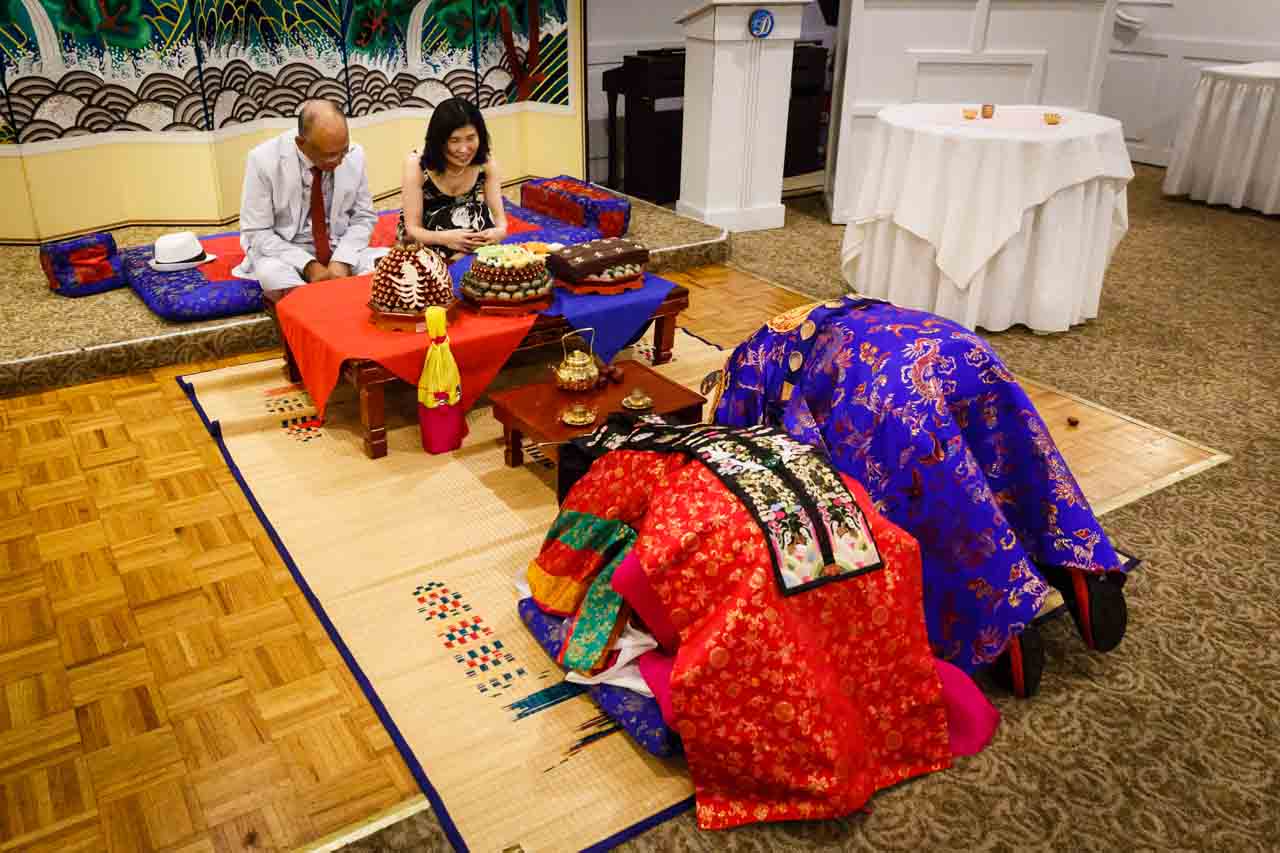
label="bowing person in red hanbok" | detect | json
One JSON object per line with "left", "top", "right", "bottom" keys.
{"left": 527, "top": 423, "right": 959, "bottom": 828}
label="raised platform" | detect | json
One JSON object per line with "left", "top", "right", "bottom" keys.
{"left": 0, "top": 187, "right": 727, "bottom": 398}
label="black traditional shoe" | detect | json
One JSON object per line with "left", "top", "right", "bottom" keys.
{"left": 1039, "top": 564, "right": 1128, "bottom": 653}
{"left": 991, "top": 625, "right": 1045, "bottom": 699}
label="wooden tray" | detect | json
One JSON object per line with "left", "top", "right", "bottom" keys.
{"left": 459, "top": 293, "right": 553, "bottom": 316}
{"left": 367, "top": 300, "right": 460, "bottom": 333}
{"left": 557, "top": 274, "right": 645, "bottom": 296}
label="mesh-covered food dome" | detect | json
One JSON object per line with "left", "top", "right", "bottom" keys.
{"left": 369, "top": 245, "right": 454, "bottom": 314}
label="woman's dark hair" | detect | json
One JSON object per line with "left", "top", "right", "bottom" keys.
{"left": 420, "top": 98, "right": 490, "bottom": 173}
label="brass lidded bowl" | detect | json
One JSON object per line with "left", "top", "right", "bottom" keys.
{"left": 561, "top": 403, "right": 598, "bottom": 427}
{"left": 621, "top": 387, "right": 654, "bottom": 411}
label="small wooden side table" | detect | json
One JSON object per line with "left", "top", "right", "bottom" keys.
{"left": 489, "top": 360, "right": 705, "bottom": 467}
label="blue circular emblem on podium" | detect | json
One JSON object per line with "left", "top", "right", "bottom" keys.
{"left": 749, "top": 9, "right": 774, "bottom": 38}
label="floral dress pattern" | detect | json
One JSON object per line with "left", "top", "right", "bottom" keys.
{"left": 396, "top": 167, "right": 495, "bottom": 255}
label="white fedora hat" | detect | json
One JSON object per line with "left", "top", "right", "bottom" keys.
{"left": 148, "top": 231, "right": 216, "bottom": 272}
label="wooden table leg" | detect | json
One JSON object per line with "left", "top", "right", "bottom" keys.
{"left": 262, "top": 286, "right": 303, "bottom": 383}
{"left": 503, "top": 425, "right": 525, "bottom": 468}
{"left": 652, "top": 314, "right": 677, "bottom": 365}
{"left": 675, "top": 403, "right": 705, "bottom": 425}
{"left": 359, "top": 380, "right": 388, "bottom": 459}
{"left": 282, "top": 341, "right": 302, "bottom": 384}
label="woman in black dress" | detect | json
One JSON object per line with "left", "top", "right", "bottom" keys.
{"left": 398, "top": 97, "right": 508, "bottom": 259}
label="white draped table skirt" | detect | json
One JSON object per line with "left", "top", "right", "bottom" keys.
{"left": 1164, "top": 63, "right": 1280, "bottom": 214}
{"left": 848, "top": 178, "right": 1129, "bottom": 333}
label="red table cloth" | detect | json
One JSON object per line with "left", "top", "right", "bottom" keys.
{"left": 276, "top": 277, "right": 537, "bottom": 417}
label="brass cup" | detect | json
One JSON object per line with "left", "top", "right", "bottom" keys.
{"left": 621, "top": 388, "right": 654, "bottom": 411}
{"left": 560, "top": 403, "right": 598, "bottom": 427}
{"left": 962, "top": 108, "right": 978, "bottom": 120}
{"left": 1044, "top": 112, "right": 1062, "bottom": 126}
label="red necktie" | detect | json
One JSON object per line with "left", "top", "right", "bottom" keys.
{"left": 310, "top": 166, "right": 332, "bottom": 266}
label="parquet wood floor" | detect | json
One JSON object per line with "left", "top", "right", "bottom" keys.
{"left": 0, "top": 265, "right": 1223, "bottom": 852}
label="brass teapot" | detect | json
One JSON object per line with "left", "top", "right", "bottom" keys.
{"left": 553, "top": 328, "right": 599, "bottom": 392}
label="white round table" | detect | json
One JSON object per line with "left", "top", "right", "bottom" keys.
{"left": 841, "top": 104, "right": 1134, "bottom": 333}
{"left": 1164, "top": 61, "right": 1280, "bottom": 214}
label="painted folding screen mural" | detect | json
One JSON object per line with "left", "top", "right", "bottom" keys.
{"left": 0, "top": 0, "right": 570, "bottom": 143}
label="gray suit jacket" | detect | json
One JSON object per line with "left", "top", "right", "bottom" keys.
{"left": 234, "top": 131, "right": 378, "bottom": 276}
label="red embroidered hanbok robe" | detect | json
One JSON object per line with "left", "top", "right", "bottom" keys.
{"left": 527, "top": 424, "right": 952, "bottom": 828}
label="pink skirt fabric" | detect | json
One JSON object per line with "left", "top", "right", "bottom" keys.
{"left": 933, "top": 658, "right": 1000, "bottom": 756}
{"left": 637, "top": 650, "right": 676, "bottom": 724}
{"left": 610, "top": 552, "right": 680, "bottom": 652}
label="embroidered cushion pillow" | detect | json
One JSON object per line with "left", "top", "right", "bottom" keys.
{"left": 40, "top": 233, "right": 127, "bottom": 297}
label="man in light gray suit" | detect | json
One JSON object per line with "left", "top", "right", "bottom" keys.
{"left": 234, "top": 100, "right": 383, "bottom": 291}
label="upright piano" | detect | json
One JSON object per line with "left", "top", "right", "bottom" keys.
{"left": 602, "top": 43, "right": 828, "bottom": 205}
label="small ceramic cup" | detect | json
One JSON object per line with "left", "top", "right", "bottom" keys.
{"left": 981, "top": 104, "right": 995, "bottom": 119}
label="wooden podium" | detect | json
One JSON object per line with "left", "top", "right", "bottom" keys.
{"left": 675, "top": 0, "right": 811, "bottom": 232}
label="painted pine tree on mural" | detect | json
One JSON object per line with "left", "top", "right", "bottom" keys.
{"left": 429, "top": 0, "right": 566, "bottom": 101}
{"left": 346, "top": 0, "right": 416, "bottom": 56}
{"left": 37, "top": 0, "right": 151, "bottom": 49}
{"left": 195, "top": 0, "right": 343, "bottom": 54}
{"left": 1, "top": 0, "right": 189, "bottom": 64}
{"left": 0, "top": 1, "right": 58, "bottom": 67}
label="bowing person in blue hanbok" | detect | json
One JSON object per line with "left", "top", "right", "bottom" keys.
{"left": 710, "top": 297, "right": 1131, "bottom": 696}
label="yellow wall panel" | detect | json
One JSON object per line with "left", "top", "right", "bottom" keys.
{"left": 21, "top": 139, "right": 222, "bottom": 238}
{"left": 120, "top": 142, "right": 221, "bottom": 224}
{"left": 522, "top": 111, "right": 584, "bottom": 181}
{"left": 352, "top": 116, "right": 421, "bottom": 199}
{"left": 522, "top": 0, "right": 584, "bottom": 181}
{"left": 213, "top": 127, "right": 283, "bottom": 222}
{"left": 483, "top": 113, "right": 528, "bottom": 183}
{"left": 0, "top": 155, "right": 39, "bottom": 242}
{"left": 22, "top": 146, "right": 128, "bottom": 238}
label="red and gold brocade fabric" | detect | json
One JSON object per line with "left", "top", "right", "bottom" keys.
{"left": 533, "top": 447, "right": 952, "bottom": 829}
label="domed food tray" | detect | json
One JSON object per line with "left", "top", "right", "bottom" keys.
{"left": 459, "top": 244, "right": 555, "bottom": 316}
{"left": 367, "top": 244, "right": 456, "bottom": 332}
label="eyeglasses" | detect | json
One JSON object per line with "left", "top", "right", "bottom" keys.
{"left": 315, "top": 147, "right": 350, "bottom": 165}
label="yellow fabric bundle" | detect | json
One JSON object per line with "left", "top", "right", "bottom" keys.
{"left": 418, "top": 306, "right": 460, "bottom": 409}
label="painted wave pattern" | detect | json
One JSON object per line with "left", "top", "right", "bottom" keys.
{"left": 0, "top": 3, "right": 570, "bottom": 143}
{"left": 3, "top": 57, "right": 529, "bottom": 142}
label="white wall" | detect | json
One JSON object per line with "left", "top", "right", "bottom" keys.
{"left": 585, "top": 0, "right": 685, "bottom": 182}
{"left": 584, "top": 1, "right": 833, "bottom": 182}
{"left": 1101, "top": 1, "right": 1280, "bottom": 166}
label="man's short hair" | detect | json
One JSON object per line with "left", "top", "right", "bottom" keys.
{"left": 297, "top": 100, "right": 345, "bottom": 137}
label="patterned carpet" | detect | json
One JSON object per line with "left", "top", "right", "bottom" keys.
{"left": 343, "top": 167, "right": 1280, "bottom": 852}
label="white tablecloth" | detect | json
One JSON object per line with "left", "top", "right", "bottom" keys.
{"left": 1164, "top": 61, "right": 1280, "bottom": 214}
{"left": 841, "top": 104, "right": 1134, "bottom": 332}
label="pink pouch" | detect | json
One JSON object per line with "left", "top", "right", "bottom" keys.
{"left": 610, "top": 552, "right": 679, "bottom": 653}
{"left": 418, "top": 402, "right": 467, "bottom": 454}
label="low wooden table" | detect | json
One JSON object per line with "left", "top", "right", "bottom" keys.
{"left": 489, "top": 360, "right": 705, "bottom": 467}
{"left": 263, "top": 284, "right": 690, "bottom": 459}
